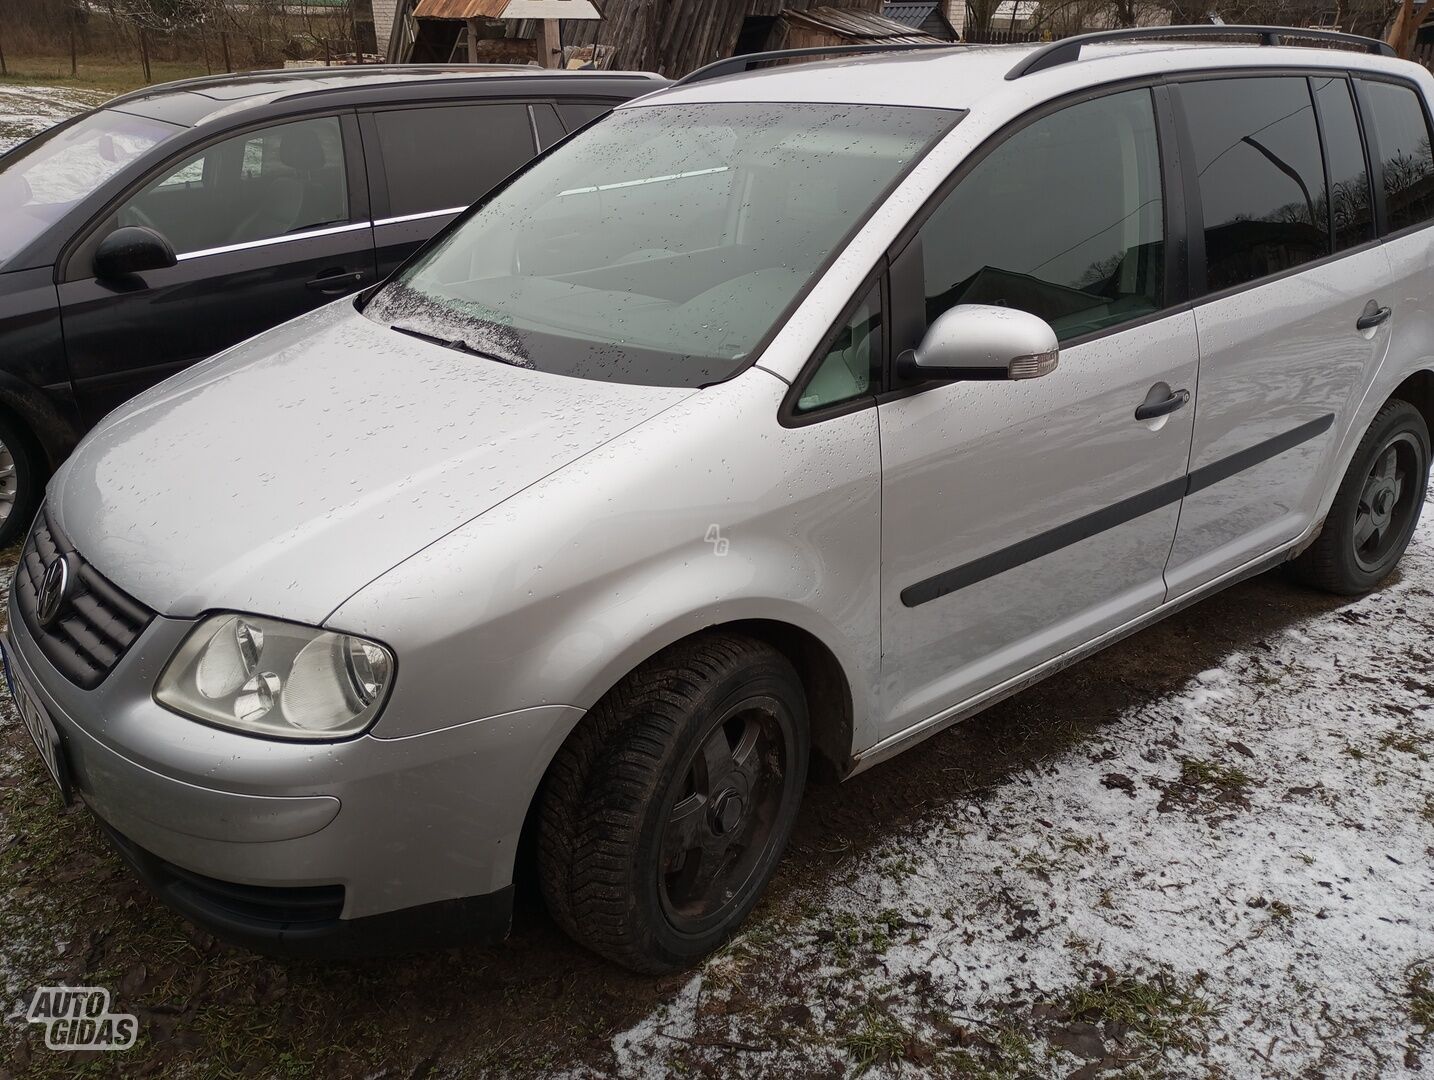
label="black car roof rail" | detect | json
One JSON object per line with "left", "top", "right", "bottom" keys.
{"left": 105, "top": 64, "right": 658, "bottom": 108}
{"left": 676, "top": 42, "right": 957, "bottom": 87}
{"left": 1006, "top": 24, "right": 1396, "bottom": 80}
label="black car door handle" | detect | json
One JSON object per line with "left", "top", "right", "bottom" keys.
{"left": 306, "top": 270, "right": 365, "bottom": 292}
{"left": 1356, "top": 304, "right": 1391, "bottom": 330}
{"left": 1134, "top": 387, "right": 1191, "bottom": 421}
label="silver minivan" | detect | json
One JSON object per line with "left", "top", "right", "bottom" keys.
{"left": 6, "top": 27, "right": 1433, "bottom": 972}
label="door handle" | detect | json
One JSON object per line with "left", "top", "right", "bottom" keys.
{"left": 306, "top": 270, "right": 365, "bottom": 293}
{"left": 1356, "top": 303, "right": 1391, "bottom": 330}
{"left": 1134, "top": 387, "right": 1191, "bottom": 422}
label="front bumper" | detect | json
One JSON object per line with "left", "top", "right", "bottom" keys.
{"left": 3, "top": 592, "right": 583, "bottom": 953}
{"left": 100, "top": 822, "right": 513, "bottom": 957}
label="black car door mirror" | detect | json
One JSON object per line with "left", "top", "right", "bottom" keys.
{"left": 897, "top": 304, "right": 1060, "bottom": 383}
{"left": 94, "top": 226, "right": 177, "bottom": 280}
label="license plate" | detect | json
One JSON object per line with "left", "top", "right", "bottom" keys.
{"left": 2, "top": 642, "right": 71, "bottom": 804}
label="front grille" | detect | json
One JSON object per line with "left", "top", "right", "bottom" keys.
{"left": 14, "top": 505, "right": 154, "bottom": 689}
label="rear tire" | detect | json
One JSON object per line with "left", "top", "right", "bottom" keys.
{"left": 537, "top": 632, "right": 809, "bottom": 973}
{"left": 0, "top": 413, "right": 42, "bottom": 550}
{"left": 1292, "top": 400, "right": 1429, "bottom": 595}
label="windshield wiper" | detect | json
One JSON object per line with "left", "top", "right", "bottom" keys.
{"left": 390, "top": 322, "right": 516, "bottom": 366}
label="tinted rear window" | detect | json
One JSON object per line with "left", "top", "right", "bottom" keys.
{"left": 1361, "top": 79, "right": 1434, "bottom": 232}
{"left": 1312, "top": 75, "right": 1374, "bottom": 251}
{"left": 373, "top": 104, "right": 535, "bottom": 217}
{"left": 1182, "top": 77, "right": 1329, "bottom": 292}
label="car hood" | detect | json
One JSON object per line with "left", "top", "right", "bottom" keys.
{"left": 49, "top": 302, "right": 693, "bottom": 625}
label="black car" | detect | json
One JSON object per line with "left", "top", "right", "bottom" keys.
{"left": 0, "top": 65, "right": 665, "bottom": 545}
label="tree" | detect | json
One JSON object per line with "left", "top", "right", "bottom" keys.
{"left": 1387, "top": 0, "right": 1434, "bottom": 57}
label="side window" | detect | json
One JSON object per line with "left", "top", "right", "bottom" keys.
{"left": 557, "top": 101, "right": 614, "bottom": 132}
{"left": 1182, "top": 77, "right": 1329, "bottom": 292}
{"left": 532, "top": 103, "right": 566, "bottom": 149}
{"left": 373, "top": 105, "right": 535, "bottom": 217}
{"left": 1361, "top": 79, "right": 1434, "bottom": 232}
{"left": 797, "top": 284, "right": 882, "bottom": 413}
{"left": 114, "top": 116, "right": 348, "bottom": 256}
{"left": 915, "top": 88, "right": 1164, "bottom": 343}
{"left": 1312, "top": 76, "right": 1375, "bottom": 251}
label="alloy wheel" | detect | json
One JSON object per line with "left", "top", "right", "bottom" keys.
{"left": 1352, "top": 432, "right": 1422, "bottom": 573}
{"left": 658, "top": 699, "right": 792, "bottom": 935}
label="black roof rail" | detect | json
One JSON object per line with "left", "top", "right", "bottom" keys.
{"left": 1005, "top": 23, "right": 1395, "bottom": 80}
{"left": 676, "top": 42, "right": 956, "bottom": 87}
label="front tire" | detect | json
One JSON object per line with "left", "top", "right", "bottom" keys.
{"left": 1293, "top": 399, "right": 1429, "bottom": 595}
{"left": 537, "top": 632, "right": 809, "bottom": 973}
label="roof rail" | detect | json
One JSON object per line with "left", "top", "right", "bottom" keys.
{"left": 676, "top": 42, "right": 956, "bottom": 87}
{"left": 1005, "top": 24, "right": 1395, "bottom": 80}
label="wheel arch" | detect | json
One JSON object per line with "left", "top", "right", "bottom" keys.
{"left": 0, "top": 371, "right": 82, "bottom": 474}
{"left": 1389, "top": 369, "right": 1434, "bottom": 442}
{"left": 514, "top": 617, "right": 858, "bottom": 888}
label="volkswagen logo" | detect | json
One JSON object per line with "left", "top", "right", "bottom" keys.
{"left": 36, "top": 555, "right": 71, "bottom": 629}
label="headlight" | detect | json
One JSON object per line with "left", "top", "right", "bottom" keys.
{"left": 155, "top": 614, "right": 394, "bottom": 740}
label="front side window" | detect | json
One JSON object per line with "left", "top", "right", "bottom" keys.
{"left": 1361, "top": 79, "right": 1434, "bottom": 232}
{"left": 1183, "top": 77, "right": 1329, "bottom": 292}
{"left": 913, "top": 88, "right": 1165, "bottom": 344}
{"left": 112, "top": 115, "right": 348, "bottom": 256}
{"left": 365, "top": 103, "right": 958, "bottom": 388}
{"left": 0, "top": 109, "right": 181, "bottom": 269}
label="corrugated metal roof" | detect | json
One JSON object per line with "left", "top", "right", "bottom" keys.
{"left": 881, "top": 2, "right": 939, "bottom": 29}
{"left": 412, "top": 0, "right": 510, "bottom": 20}
{"left": 784, "top": 5, "right": 937, "bottom": 42}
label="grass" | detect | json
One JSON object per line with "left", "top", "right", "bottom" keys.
{"left": 840, "top": 1003, "right": 911, "bottom": 1076}
{"left": 1, "top": 54, "right": 213, "bottom": 94}
{"left": 1060, "top": 968, "right": 1217, "bottom": 1059}
{"left": 1411, "top": 963, "right": 1434, "bottom": 1034}
{"left": 1179, "top": 756, "right": 1254, "bottom": 793}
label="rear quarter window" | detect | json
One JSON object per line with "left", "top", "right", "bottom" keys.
{"left": 1361, "top": 79, "right": 1434, "bottom": 232}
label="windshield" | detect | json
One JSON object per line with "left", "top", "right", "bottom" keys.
{"left": 0, "top": 108, "right": 182, "bottom": 269}
{"left": 364, "top": 102, "right": 958, "bottom": 387}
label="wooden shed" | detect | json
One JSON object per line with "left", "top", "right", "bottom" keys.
{"left": 770, "top": 5, "right": 939, "bottom": 49}
{"left": 556, "top": 0, "right": 912, "bottom": 75}
{"left": 880, "top": 2, "right": 959, "bottom": 40}
{"left": 390, "top": 0, "right": 922, "bottom": 75}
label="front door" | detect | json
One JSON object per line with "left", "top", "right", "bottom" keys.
{"left": 1165, "top": 74, "right": 1395, "bottom": 596}
{"left": 57, "top": 113, "right": 375, "bottom": 424}
{"left": 877, "top": 86, "right": 1199, "bottom": 739}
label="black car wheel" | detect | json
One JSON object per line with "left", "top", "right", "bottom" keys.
{"left": 0, "top": 414, "right": 41, "bottom": 550}
{"left": 538, "top": 632, "right": 809, "bottom": 973}
{"left": 1293, "top": 399, "right": 1429, "bottom": 595}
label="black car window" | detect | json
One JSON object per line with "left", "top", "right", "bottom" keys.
{"left": 372, "top": 104, "right": 535, "bottom": 217}
{"left": 532, "top": 104, "right": 565, "bottom": 149}
{"left": 914, "top": 87, "right": 1165, "bottom": 343}
{"left": 1312, "top": 75, "right": 1375, "bottom": 251}
{"left": 557, "top": 101, "right": 614, "bottom": 132}
{"left": 1182, "top": 77, "right": 1329, "bottom": 293}
{"left": 1361, "top": 79, "right": 1434, "bottom": 232}
{"left": 113, "top": 115, "right": 348, "bottom": 256}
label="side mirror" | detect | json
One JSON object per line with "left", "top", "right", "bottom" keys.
{"left": 94, "top": 226, "right": 177, "bottom": 279}
{"left": 897, "top": 303, "right": 1059, "bottom": 383}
